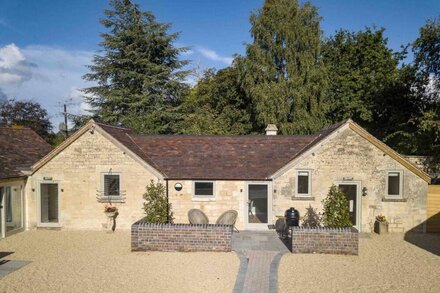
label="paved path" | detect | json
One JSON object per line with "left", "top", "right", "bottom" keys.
{"left": 232, "top": 231, "right": 289, "bottom": 293}
{"left": 0, "top": 259, "right": 30, "bottom": 278}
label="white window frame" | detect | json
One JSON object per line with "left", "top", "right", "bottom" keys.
{"left": 37, "top": 181, "right": 62, "bottom": 228}
{"left": 192, "top": 181, "right": 215, "bottom": 201}
{"left": 100, "top": 172, "right": 122, "bottom": 199}
{"left": 386, "top": 170, "right": 403, "bottom": 198}
{"left": 296, "top": 170, "right": 312, "bottom": 197}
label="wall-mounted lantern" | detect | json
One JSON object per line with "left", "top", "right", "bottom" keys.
{"left": 362, "top": 187, "right": 368, "bottom": 197}
{"left": 174, "top": 183, "right": 183, "bottom": 191}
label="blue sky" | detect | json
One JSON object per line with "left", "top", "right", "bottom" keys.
{"left": 0, "top": 0, "right": 438, "bottom": 127}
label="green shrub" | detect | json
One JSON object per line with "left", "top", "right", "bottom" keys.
{"left": 321, "top": 185, "right": 352, "bottom": 228}
{"left": 142, "top": 180, "right": 173, "bottom": 224}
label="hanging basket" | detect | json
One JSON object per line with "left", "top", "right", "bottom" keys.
{"left": 105, "top": 211, "right": 117, "bottom": 218}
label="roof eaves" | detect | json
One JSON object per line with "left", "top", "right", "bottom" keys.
{"left": 125, "top": 133, "right": 167, "bottom": 177}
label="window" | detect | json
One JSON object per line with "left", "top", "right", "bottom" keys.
{"left": 193, "top": 181, "right": 214, "bottom": 198}
{"left": 104, "top": 174, "right": 120, "bottom": 197}
{"left": 297, "top": 170, "right": 311, "bottom": 196}
{"left": 387, "top": 171, "right": 402, "bottom": 197}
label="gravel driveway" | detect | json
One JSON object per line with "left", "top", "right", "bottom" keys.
{"left": 279, "top": 233, "right": 440, "bottom": 292}
{"left": 0, "top": 230, "right": 239, "bottom": 293}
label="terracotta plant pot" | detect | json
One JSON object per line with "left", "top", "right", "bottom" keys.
{"left": 374, "top": 221, "right": 389, "bottom": 234}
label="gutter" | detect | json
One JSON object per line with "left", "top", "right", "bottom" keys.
{"left": 165, "top": 178, "right": 169, "bottom": 223}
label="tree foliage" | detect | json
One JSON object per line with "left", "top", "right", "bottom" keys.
{"left": 142, "top": 180, "right": 173, "bottom": 224}
{"left": 410, "top": 17, "right": 440, "bottom": 167}
{"left": 179, "top": 67, "right": 253, "bottom": 134}
{"left": 323, "top": 28, "right": 399, "bottom": 125}
{"left": 236, "top": 0, "right": 329, "bottom": 134}
{"left": 0, "top": 99, "right": 53, "bottom": 141}
{"left": 321, "top": 185, "right": 352, "bottom": 228}
{"left": 83, "top": 0, "right": 189, "bottom": 134}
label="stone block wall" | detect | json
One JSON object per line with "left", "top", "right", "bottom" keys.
{"left": 273, "top": 126, "right": 428, "bottom": 233}
{"left": 131, "top": 219, "right": 233, "bottom": 252}
{"left": 168, "top": 180, "right": 246, "bottom": 230}
{"left": 291, "top": 227, "right": 358, "bottom": 255}
{"left": 28, "top": 129, "right": 158, "bottom": 230}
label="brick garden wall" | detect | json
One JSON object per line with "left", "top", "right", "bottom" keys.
{"left": 291, "top": 227, "right": 358, "bottom": 255}
{"left": 131, "top": 219, "right": 233, "bottom": 252}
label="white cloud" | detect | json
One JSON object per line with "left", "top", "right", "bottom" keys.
{"left": 195, "top": 46, "right": 233, "bottom": 65}
{"left": 0, "top": 43, "right": 95, "bottom": 126}
{"left": 0, "top": 43, "right": 34, "bottom": 85}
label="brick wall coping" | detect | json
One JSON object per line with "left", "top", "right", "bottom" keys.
{"left": 131, "top": 218, "right": 233, "bottom": 252}
{"left": 291, "top": 226, "right": 358, "bottom": 233}
{"left": 132, "top": 219, "right": 232, "bottom": 229}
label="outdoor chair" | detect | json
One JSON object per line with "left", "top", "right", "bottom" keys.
{"left": 188, "top": 209, "right": 209, "bottom": 225}
{"left": 216, "top": 210, "right": 239, "bottom": 232}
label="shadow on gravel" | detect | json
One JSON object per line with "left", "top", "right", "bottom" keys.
{"left": 404, "top": 221, "right": 440, "bottom": 256}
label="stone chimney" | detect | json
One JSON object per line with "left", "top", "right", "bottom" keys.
{"left": 265, "top": 124, "right": 278, "bottom": 135}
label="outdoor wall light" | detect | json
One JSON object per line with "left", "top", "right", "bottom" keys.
{"left": 174, "top": 183, "right": 183, "bottom": 191}
{"left": 362, "top": 187, "right": 368, "bottom": 196}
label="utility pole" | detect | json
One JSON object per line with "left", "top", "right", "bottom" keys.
{"left": 63, "top": 103, "right": 69, "bottom": 138}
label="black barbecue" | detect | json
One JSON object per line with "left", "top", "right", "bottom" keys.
{"left": 284, "top": 207, "right": 300, "bottom": 227}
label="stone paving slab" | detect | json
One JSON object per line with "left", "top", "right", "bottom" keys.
{"left": 232, "top": 231, "right": 288, "bottom": 293}
{"left": 232, "top": 231, "right": 289, "bottom": 253}
{"left": 0, "top": 260, "right": 31, "bottom": 279}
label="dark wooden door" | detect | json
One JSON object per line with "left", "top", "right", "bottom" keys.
{"left": 339, "top": 184, "right": 357, "bottom": 226}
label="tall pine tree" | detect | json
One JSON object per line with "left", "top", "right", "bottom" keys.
{"left": 237, "top": 0, "right": 329, "bottom": 135}
{"left": 83, "top": 0, "right": 189, "bottom": 133}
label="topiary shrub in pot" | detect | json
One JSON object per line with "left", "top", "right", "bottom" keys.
{"left": 321, "top": 185, "right": 352, "bottom": 228}
{"left": 143, "top": 180, "right": 174, "bottom": 224}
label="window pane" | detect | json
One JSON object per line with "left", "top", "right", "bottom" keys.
{"left": 40, "top": 183, "right": 59, "bottom": 223}
{"left": 104, "top": 175, "right": 120, "bottom": 196}
{"left": 388, "top": 172, "right": 400, "bottom": 196}
{"left": 195, "top": 182, "right": 213, "bottom": 196}
{"left": 298, "top": 172, "right": 309, "bottom": 194}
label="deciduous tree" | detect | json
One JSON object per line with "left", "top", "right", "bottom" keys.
{"left": 237, "top": 0, "right": 329, "bottom": 134}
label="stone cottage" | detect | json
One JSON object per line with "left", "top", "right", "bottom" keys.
{"left": 1, "top": 119, "right": 432, "bottom": 238}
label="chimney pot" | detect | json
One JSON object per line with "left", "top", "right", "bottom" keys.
{"left": 265, "top": 124, "right": 278, "bottom": 135}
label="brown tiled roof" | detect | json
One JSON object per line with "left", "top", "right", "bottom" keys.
{"left": 131, "top": 134, "right": 317, "bottom": 180}
{"left": 0, "top": 127, "right": 52, "bottom": 179}
{"left": 96, "top": 121, "right": 347, "bottom": 180}
{"left": 95, "top": 123, "right": 164, "bottom": 173}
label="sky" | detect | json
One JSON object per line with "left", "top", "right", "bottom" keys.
{"left": 0, "top": 0, "right": 438, "bottom": 128}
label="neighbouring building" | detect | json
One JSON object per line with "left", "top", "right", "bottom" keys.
{"left": 0, "top": 127, "right": 52, "bottom": 238}
{"left": 0, "top": 119, "right": 434, "bottom": 238}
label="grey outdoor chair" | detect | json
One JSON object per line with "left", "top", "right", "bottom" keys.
{"left": 215, "top": 210, "right": 238, "bottom": 225}
{"left": 188, "top": 209, "right": 209, "bottom": 225}
{"left": 216, "top": 210, "right": 239, "bottom": 232}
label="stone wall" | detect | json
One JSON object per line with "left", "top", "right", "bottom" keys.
{"left": 131, "top": 219, "right": 233, "bottom": 252}
{"left": 291, "top": 227, "right": 358, "bottom": 255}
{"left": 273, "top": 126, "right": 428, "bottom": 233}
{"left": 28, "top": 128, "right": 158, "bottom": 230}
{"left": 167, "top": 180, "right": 246, "bottom": 230}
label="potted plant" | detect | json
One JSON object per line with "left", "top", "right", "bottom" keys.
{"left": 374, "top": 215, "right": 389, "bottom": 234}
{"left": 104, "top": 204, "right": 118, "bottom": 218}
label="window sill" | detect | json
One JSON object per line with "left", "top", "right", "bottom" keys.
{"left": 292, "top": 196, "right": 315, "bottom": 201}
{"left": 382, "top": 198, "right": 407, "bottom": 202}
{"left": 192, "top": 197, "right": 215, "bottom": 202}
{"left": 97, "top": 196, "right": 126, "bottom": 203}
